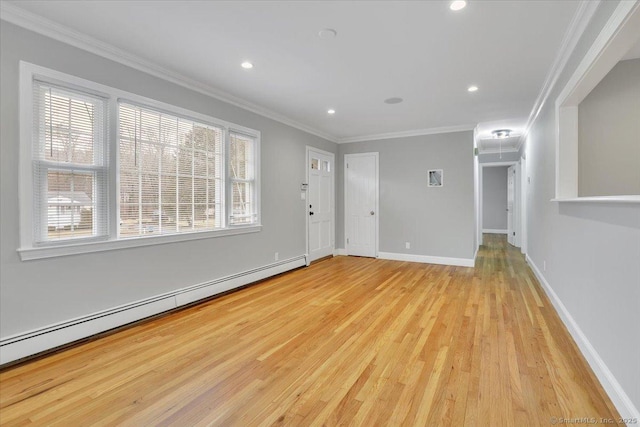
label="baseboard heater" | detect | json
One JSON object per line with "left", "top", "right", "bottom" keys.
{"left": 0, "top": 255, "right": 307, "bottom": 365}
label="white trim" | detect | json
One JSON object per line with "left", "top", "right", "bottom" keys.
{"left": 338, "top": 124, "right": 475, "bottom": 144}
{"left": 551, "top": 195, "right": 640, "bottom": 204}
{"left": 378, "top": 252, "right": 475, "bottom": 268}
{"left": 0, "top": 255, "right": 306, "bottom": 365}
{"left": 18, "top": 225, "right": 262, "bottom": 261}
{"left": 476, "top": 147, "right": 520, "bottom": 155}
{"left": 306, "top": 146, "right": 336, "bottom": 262}
{"left": 478, "top": 161, "right": 519, "bottom": 247}
{"left": 520, "top": 155, "right": 527, "bottom": 255}
{"left": 480, "top": 161, "right": 518, "bottom": 168}
{"left": 556, "top": 1, "right": 640, "bottom": 108}
{"left": 0, "top": 2, "right": 338, "bottom": 143}
{"left": 334, "top": 248, "right": 347, "bottom": 256}
{"left": 344, "top": 152, "right": 379, "bottom": 257}
{"left": 483, "top": 229, "right": 508, "bottom": 234}
{"left": 526, "top": 255, "right": 640, "bottom": 421}
{"left": 554, "top": 1, "right": 640, "bottom": 200}
{"left": 517, "top": 0, "right": 601, "bottom": 151}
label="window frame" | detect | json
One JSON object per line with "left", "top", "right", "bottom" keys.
{"left": 32, "top": 81, "right": 111, "bottom": 245}
{"left": 18, "top": 62, "right": 261, "bottom": 261}
{"left": 228, "top": 131, "right": 259, "bottom": 226}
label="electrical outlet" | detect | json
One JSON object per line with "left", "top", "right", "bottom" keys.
{"left": 275, "top": 252, "right": 279, "bottom": 261}
{"left": 405, "top": 242, "right": 411, "bottom": 249}
{"left": 543, "top": 260, "right": 546, "bottom": 271}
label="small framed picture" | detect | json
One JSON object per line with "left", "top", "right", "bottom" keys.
{"left": 428, "top": 169, "right": 443, "bottom": 187}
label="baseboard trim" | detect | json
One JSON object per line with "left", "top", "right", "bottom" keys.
{"left": 0, "top": 255, "right": 306, "bottom": 365}
{"left": 378, "top": 252, "right": 475, "bottom": 267}
{"left": 483, "top": 229, "right": 508, "bottom": 234}
{"left": 526, "top": 255, "right": 639, "bottom": 421}
{"left": 334, "top": 248, "right": 347, "bottom": 256}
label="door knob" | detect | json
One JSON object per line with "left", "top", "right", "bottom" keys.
{"left": 310, "top": 211, "right": 314, "bottom": 215}
{"left": 370, "top": 211, "right": 375, "bottom": 215}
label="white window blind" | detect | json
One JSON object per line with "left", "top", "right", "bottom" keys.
{"left": 118, "top": 103, "right": 224, "bottom": 237}
{"left": 32, "top": 81, "right": 108, "bottom": 243}
{"left": 229, "top": 132, "right": 257, "bottom": 225}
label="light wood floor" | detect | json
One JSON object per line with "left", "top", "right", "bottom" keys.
{"left": 0, "top": 235, "right": 620, "bottom": 426}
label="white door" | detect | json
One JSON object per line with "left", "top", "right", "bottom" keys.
{"left": 507, "top": 165, "right": 515, "bottom": 246}
{"left": 307, "top": 148, "right": 334, "bottom": 261}
{"left": 345, "top": 153, "right": 378, "bottom": 257}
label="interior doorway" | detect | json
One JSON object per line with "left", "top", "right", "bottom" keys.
{"left": 478, "top": 160, "right": 521, "bottom": 248}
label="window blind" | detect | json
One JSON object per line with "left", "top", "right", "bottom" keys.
{"left": 32, "top": 81, "right": 109, "bottom": 243}
{"left": 229, "top": 131, "right": 257, "bottom": 225}
{"left": 118, "top": 103, "right": 224, "bottom": 237}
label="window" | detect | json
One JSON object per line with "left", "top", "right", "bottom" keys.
{"left": 33, "top": 82, "right": 109, "bottom": 243}
{"left": 229, "top": 132, "right": 257, "bottom": 225}
{"left": 118, "top": 103, "right": 224, "bottom": 237}
{"left": 19, "top": 62, "right": 261, "bottom": 260}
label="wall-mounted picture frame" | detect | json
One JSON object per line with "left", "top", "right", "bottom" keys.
{"left": 428, "top": 169, "right": 443, "bottom": 187}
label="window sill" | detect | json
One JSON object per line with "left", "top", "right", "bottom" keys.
{"left": 551, "top": 195, "right": 640, "bottom": 204}
{"left": 17, "top": 225, "right": 262, "bottom": 261}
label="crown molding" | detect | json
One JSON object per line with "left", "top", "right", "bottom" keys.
{"left": 0, "top": 2, "right": 339, "bottom": 143}
{"left": 337, "top": 124, "right": 476, "bottom": 144}
{"left": 517, "top": 0, "right": 601, "bottom": 152}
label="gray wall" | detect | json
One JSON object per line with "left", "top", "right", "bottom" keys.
{"left": 525, "top": 0, "right": 640, "bottom": 411}
{"left": 336, "top": 132, "right": 475, "bottom": 260}
{"left": 0, "top": 22, "right": 337, "bottom": 338}
{"left": 578, "top": 58, "right": 640, "bottom": 196}
{"left": 482, "top": 166, "right": 508, "bottom": 230}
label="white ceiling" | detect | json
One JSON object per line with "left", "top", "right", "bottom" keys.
{"left": 5, "top": 0, "right": 581, "bottom": 145}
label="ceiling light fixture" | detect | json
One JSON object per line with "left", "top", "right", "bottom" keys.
{"left": 384, "top": 97, "right": 404, "bottom": 104}
{"left": 491, "top": 129, "right": 511, "bottom": 159}
{"left": 241, "top": 61, "right": 254, "bottom": 69}
{"left": 327, "top": 109, "right": 336, "bottom": 115}
{"left": 492, "top": 129, "right": 512, "bottom": 139}
{"left": 450, "top": 0, "right": 467, "bottom": 11}
{"left": 467, "top": 85, "right": 478, "bottom": 92}
{"left": 318, "top": 28, "right": 338, "bottom": 39}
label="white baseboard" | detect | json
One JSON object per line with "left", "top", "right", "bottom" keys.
{"left": 526, "top": 255, "right": 639, "bottom": 421}
{"left": 378, "top": 251, "right": 475, "bottom": 267}
{"left": 0, "top": 255, "right": 306, "bottom": 365}
{"left": 334, "top": 248, "right": 347, "bottom": 256}
{"left": 483, "top": 228, "right": 508, "bottom": 234}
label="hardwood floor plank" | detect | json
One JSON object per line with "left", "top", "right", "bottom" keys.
{"left": 0, "top": 235, "right": 621, "bottom": 426}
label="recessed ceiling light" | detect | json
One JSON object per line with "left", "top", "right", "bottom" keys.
{"left": 327, "top": 109, "right": 336, "bottom": 115}
{"left": 318, "top": 28, "right": 337, "bottom": 39}
{"left": 241, "top": 61, "right": 254, "bottom": 69}
{"left": 467, "top": 85, "right": 478, "bottom": 92}
{"left": 450, "top": 0, "right": 467, "bottom": 11}
{"left": 384, "top": 97, "right": 404, "bottom": 104}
